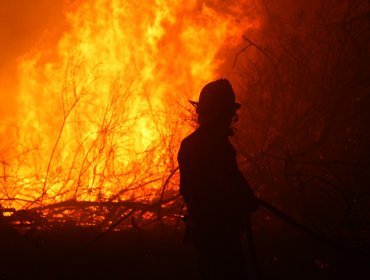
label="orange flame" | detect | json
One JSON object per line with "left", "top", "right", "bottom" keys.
{"left": 1, "top": 0, "right": 259, "bottom": 211}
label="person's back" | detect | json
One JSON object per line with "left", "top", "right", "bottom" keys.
{"left": 179, "top": 126, "right": 254, "bottom": 226}
{"left": 178, "top": 79, "right": 258, "bottom": 279}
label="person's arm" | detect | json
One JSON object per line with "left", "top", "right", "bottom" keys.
{"left": 227, "top": 142, "right": 259, "bottom": 212}
{"left": 236, "top": 169, "right": 259, "bottom": 211}
{"left": 178, "top": 142, "right": 193, "bottom": 207}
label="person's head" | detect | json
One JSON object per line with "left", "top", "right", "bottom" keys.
{"left": 190, "top": 79, "right": 241, "bottom": 131}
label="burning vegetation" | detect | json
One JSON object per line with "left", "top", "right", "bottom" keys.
{"left": 1, "top": 0, "right": 260, "bottom": 228}
{"left": 0, "top": 0, "right": 369, "bottom": 278}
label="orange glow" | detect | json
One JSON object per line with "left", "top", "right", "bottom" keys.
{"left": 0, "top": 0, "right": 259, "bottom": 214}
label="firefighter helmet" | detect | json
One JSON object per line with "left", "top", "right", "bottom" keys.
{"left": 189, "top": 79, "right": 241, "bottom": 116}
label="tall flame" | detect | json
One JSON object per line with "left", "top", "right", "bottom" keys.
{"left": 1, "top": 0, "right": 259, "bottom": 211}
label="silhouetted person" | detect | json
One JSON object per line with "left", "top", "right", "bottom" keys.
{"left": 178, "top": 79, "right": 259, "bottom": 280}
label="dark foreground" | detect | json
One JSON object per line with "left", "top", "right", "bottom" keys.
{"left": 0, "top": 224, "right": 369, "bottom": 280}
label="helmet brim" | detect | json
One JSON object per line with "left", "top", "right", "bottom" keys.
{"left": 188, "top": 100, "right": 241, "bottom": 110}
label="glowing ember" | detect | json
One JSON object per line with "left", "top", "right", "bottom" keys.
{"left": 0, "top": 0, "right": 259, "bottom": 213}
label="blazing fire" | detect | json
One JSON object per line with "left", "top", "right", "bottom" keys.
{"left": 1, "top": 0, "right": 259, "bottom": 218}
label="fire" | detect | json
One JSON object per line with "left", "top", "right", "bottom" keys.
{"left": 1, "top": 0, "right": 259, "bottom": 215}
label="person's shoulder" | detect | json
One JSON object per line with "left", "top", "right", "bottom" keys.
{"left": 181, "top": 129, "right": 201, "bottom": 146}
{"left": 178, "top": 129, "right": 203, "bottom": 158}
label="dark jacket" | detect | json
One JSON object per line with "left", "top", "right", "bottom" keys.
{"left": 178, "top": 126, "right": 256, "bottom": 228}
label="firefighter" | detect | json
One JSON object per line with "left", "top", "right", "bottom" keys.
{"left": 178, "top": 79, "right": 259, "bottom": 279}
